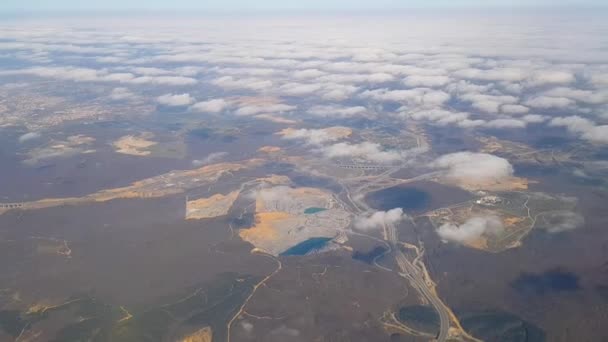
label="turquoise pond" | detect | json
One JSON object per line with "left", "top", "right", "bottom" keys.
{"left": 280, "top": 237, "right": 332, "bottom": 256}
{"left": 304, "top": 207, "right": 327, "bottom": 214}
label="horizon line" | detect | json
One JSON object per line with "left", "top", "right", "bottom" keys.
{"left": 1, "top": 6, "right": 607, "bottom": 17}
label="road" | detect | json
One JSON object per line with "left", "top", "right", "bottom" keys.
{"left": 339, "top": 167, "right": 450, "bottom": 341}
{"left": 389, "top": 224, "right": 450, "bottom": 342}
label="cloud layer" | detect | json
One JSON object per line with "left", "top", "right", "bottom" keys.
{"left": 1, "top": 14, "right": 607, "bottom": 147}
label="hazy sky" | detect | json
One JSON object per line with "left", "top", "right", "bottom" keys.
{"left": 2, "top": 0, "right": 606, "bottom": 12}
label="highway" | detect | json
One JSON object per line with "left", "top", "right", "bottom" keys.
{"left": 339, "top": 166, "right": 451, "bottom": 341}
{"left": 388, "top": 221, "right": 450, "bottom": 342}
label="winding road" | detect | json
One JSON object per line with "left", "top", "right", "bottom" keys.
{"left": 339, "top": 166, "right": 451, "bottom": 341}
{"left": 387, "top": 222, "right": 450, "bottom": 342}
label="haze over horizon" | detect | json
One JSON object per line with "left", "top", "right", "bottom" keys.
{"left": 2, "top": 0, "right": 607, "bottom": 12}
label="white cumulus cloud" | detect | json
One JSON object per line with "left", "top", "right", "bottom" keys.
{"left": 235, "top": 103, "right": 296, "bottom": 116}
{"left": 156, "top": 93, "right": 194, "bottom": 106}
{"left": 528, "top": 70, "right": 575, "bottom": 86}
{"left": 525, "top": 96, "right": 574, "bottom": 109}
{"left": 403, "top": 75, "right": 450, "bottom": 87}
{"left": 431, "top": 152, "right": 514, "bottom": 181}
{"left": 355, "top": 208, "right": 406, "bottom": 231}
{"left": 437, "top": 216, "right": 504, "bottom": 244}
{"left": 190, "top": 99, "right": 230, "bottom": 113}
{"left": 307, "top": 105, "right": 368, "bottom": 118}
{"left": 192, "top": 152, "right": 228, "bottom": 167}
{"left": 109, "top": 87, "right": 136, "bottom": 101}
{"left": 280, "top": 128, "right": 347, "bottom": 145}
{"left": 18, "top": 132, "right": 42, "bottom": 143}
{"left": 211, "top": 76, "right": 273, "bottom": 91}
{"left": 550, "top": 116, "right": 608, "bottom": 144}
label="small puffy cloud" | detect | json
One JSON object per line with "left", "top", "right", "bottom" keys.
{"left": 351, "top": 48, "right": 398, "bottom": 62}
{"left": 403, "top": 75, "right": 450, "bottom": 87}
{"left": 156, "top": 93, "right": 194, "bottom": 106}
{"left": 484, "top": 118, "right": 527, "bottom": 129}
{"left": 365, "top": 73, "right": 396, "bottom": 83}
{"left": 446, "top": 80, "right": 493, "bottom": 95}
{"left": 525, "top": 96, "right": 574, "bottom": 109}
{"left": 104, "top": 72, "right": 137, "bottom": 82}
{"left": 528, "top": 70, "right": 575, "bottom": 86}
{"left": 129, "top": 76, "right": 197, "bottom": 85}
{"left": 474, "top": 100, "right": 503, "bottom": 113}
{"left": 454, "top": 68, "right": 527, "bottom": 82}
{"left": 459, "top": 93, "right": 519, "bottom": 114}
{"left": 211, "top": 76, "right": 273, "bottom": 91}
{"left": 213, "top": 67, "right": 279, "bottom": 77}
{"left": 308, "top": 105, "right": 367, "bottom": 118}
{"left": 538, "top": 211, "right": 584, "bottom": 233}
{"left": 501, "top": 83, "right": 524, "bottom": 94}
{"left": 175, "top": 66, "right": 206, "bottom": 77}
{"left": 405, "top": 109, "right": 527, "bottom": 130}
{"left": 279, "top": 82, "right": 323, "bottom": 96}
{"left": 320, "top": 61, "right": 373, "bottom": 74}
{"left": 293, "top": 69, "right": 326, "bottom": 79}
{"left": 501, "top": 104, "right": 529, "bottom": 114}
{"left": 192, "top": 152, "right": 228, "bottom": 167}
{"left": 542, "top": 87, "right": 608, "bottom": 105}
{"left": 549, "top": 116, "right": 608, "bottom": 144}
{"left": 361, "top": 88, "right": 450, "bottom": 107}
{"left": 109, "top": 87, "right": 136, "bottom": 101}
{"left": 18, "top": 132, "right": 41, "bottom": 143}
{"left": 280, "top": 128, "right": 346, "bottom": 145}
{"left": 437, "top": 216, "right": 504, "bottom": 244}
{"left": 190, "top": 99, "right": 230, "bottom": 113}
{"left": 355, "top": 208, "right": 405, "bottom": 231}
{"left": 235, "top": 103, "right": 296, "bottom": 116}
{"left": 421, "top": 91, "right": 452, "bottom": 106}
{"left": 549, "top": 115, "right": 594, "bottom": 133}
{"left": 521, "top": 114, "right": 548, "bottom": 123}
{"left": 321, "top": 83, "right": 359, "bottom": 101}
{"left": 581, "top": 125, "right": 608, "bottom": 144}
{"left": 131, "top": 67, "right": 171, "bottom": 76}
{"left": 269, "top": 325, "right": 300, "bottom": 338}
{"left": 320, "top": 142, "right": 403, "bottom": 163}
{"left": 431, "top": 152, "right": 514, "bottom": 181}
{"left": 458, "top": 119, "right": 487, "bottom": 128}
{"left": 319, "top": 73, "right": 395, "bottom": 84}
{"left": 240, "top": 321, "right": 254, "bottom": 335}
{"left": 407, "top": 109, "right": 471, "bottom": 126}
{"left": 590, "top": 73, "right": 608, "bottom": 86}
{"left": 97, "top": 56, "right": 124, "bottom": 63}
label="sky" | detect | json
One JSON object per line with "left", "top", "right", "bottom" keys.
{"left": 1, "top": 0, "right": 606, "bottom": 12}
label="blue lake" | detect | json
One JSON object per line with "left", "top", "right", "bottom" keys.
{"left": 304, "top": 207, "right": 327, "bottom": 214}
{"left": 280, "top": 237, "right": 332, "bottom": 256}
